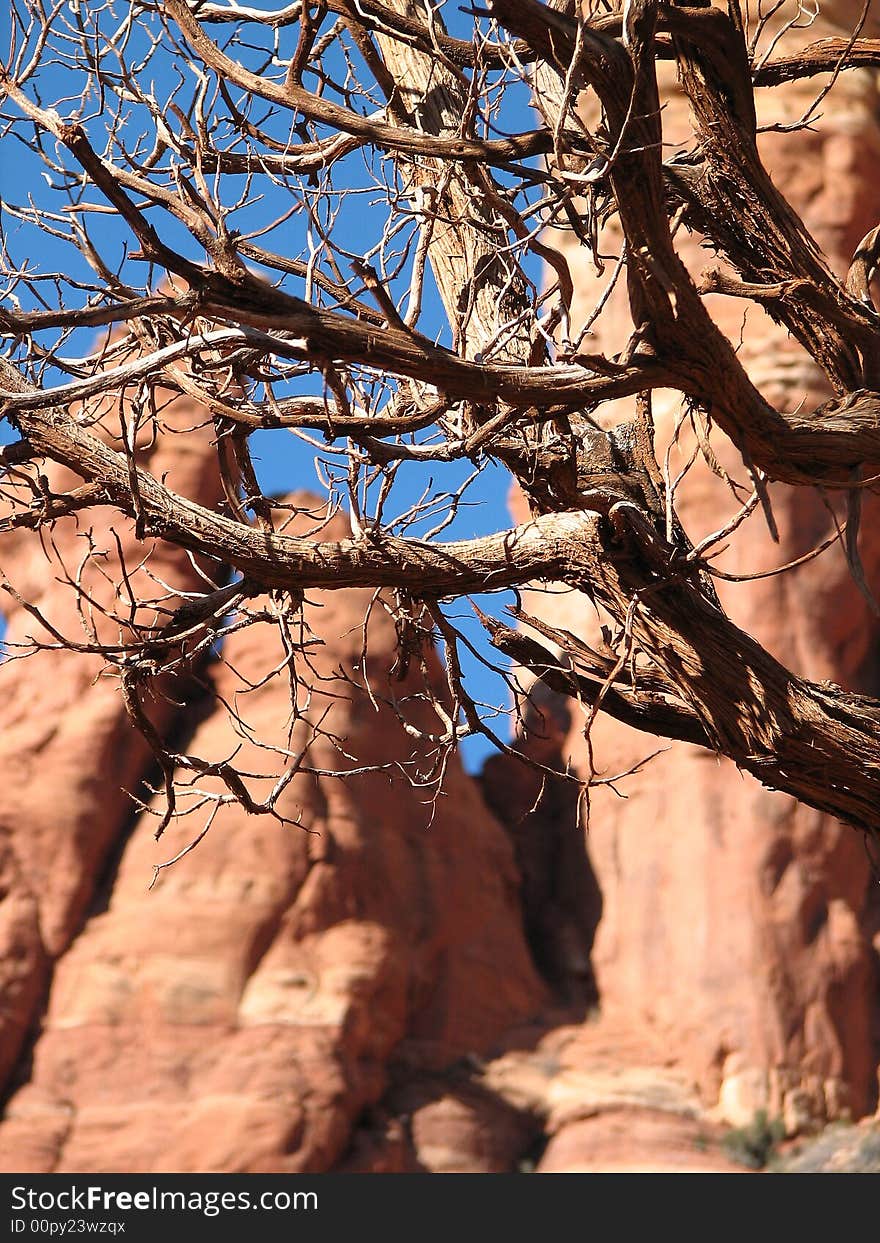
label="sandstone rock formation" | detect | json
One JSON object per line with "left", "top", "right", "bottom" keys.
{"left": 0, "top": 389, "right": 226, "bottom": 1093}
{"left": 0, "top": 476, "right": 546, "bottom": 1172}
{"left": 504, "top": 0, "right": 880, "bottom": 1131}
{"left": 777, "top": 1116, "right": 880, "bottom": 1172}
{"left": 1, "top": 1, "right": 880, "bottom": 1177}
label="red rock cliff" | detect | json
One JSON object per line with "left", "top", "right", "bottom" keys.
{"left": 1, "top": 1, "right": 879, "bottom": 1175}
{"left": 501, "top": 0, "right": 880, "bottom": 1133}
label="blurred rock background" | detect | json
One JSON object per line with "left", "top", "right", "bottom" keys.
{"left": 0, "top": 0, "right": 878, "bottom": 1173}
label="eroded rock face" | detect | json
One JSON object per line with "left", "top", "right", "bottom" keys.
{"left": 0, "top": 389, "right": 226, "bottom": 1094}
{"left": 2, "top": 2, "right": 879, "bottom": 1177}
{"left": 504, "top": 0, "right": 880, "bottom": 1126}
{"left": 777, "top": 1117, "right": 880, "bottom": 1172}
{"left": 0, "top": 494, "right": 545, "bottom": 1172}
{"left": 342, "top": 1074, "right": 541, "bottom": 1173}
{"left": 0, "top": 834, "right": 46, "bottom": 1093}
{"left": 536, "top": 1112, "right": 747, "bottom": 1175}
{"left": 481, "top": 712, "right": 602, "bottom": 1005}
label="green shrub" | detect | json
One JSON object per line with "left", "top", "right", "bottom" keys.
{"left": 722, "top": 1111, "right": 785, "bottom": 1170}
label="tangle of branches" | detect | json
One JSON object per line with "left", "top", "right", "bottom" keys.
{"left": 2, "top": 0, "right": 880, "bottom": 861}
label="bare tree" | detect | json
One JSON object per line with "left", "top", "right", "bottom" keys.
{"left": 2, "top": 0, "right": 880, "bottom": 862}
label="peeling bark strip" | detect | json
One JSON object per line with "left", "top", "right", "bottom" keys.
{"left": 2, "top": 0, "right": 880, "bottom": 834}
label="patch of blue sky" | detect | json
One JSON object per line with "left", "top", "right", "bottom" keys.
{"left": 0, "top": 0, "right": 544, "bottom": 769}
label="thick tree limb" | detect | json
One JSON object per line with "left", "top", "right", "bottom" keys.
{"left": 4, "top": 0, "right": 880, "bottom": 842}
{"left": 4, "top": 349, "right": 880, "bottom": 831}
{"left": 478, "top": 607, "right": 712, "bottom": 748}
{"left": 755, "top": 36, "right": 880, "bottom": 86}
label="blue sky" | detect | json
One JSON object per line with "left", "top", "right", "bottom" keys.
{"left": 0, "top": 0, "right": 544, "bottom": 770}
